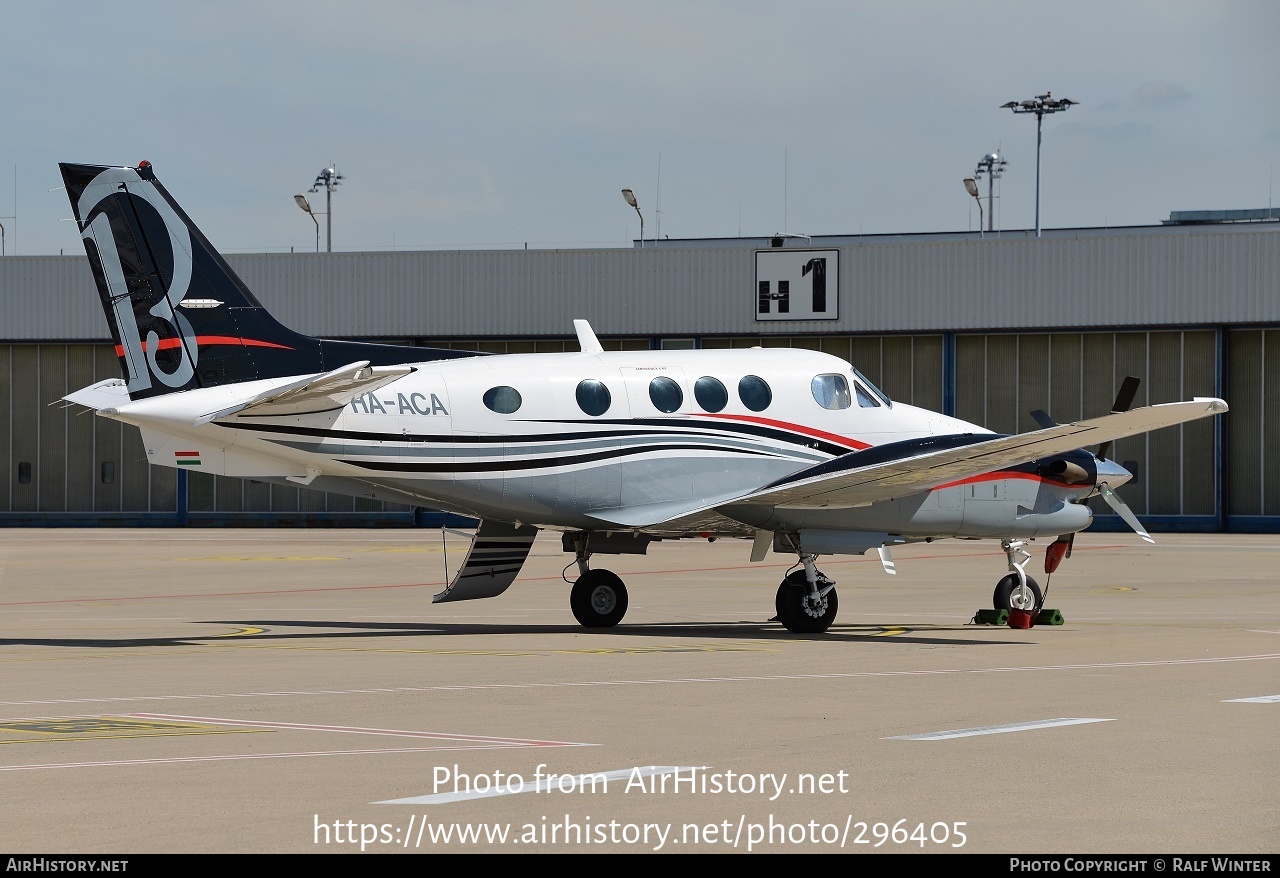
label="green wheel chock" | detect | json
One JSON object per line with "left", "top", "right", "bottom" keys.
{"left": 973, "top": 609, "right": 1009, "bottom": 625}
{"left": 1036, "top": 608, "right": 1065, "bottom": 626}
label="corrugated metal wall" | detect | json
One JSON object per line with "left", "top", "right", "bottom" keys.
{"left": 955, "top": 330, "right": 1219, "bottom": 517}
{"left": 1227, "top": 329, "right": 1280, "bottom": 518}
{"left": 3, "top": 224, "right": 1276, "bottom": 342}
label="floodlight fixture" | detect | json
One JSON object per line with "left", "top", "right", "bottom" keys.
{"left": 1002, "top": 91, "right": 1077, "bottom": 236}
{"left": 307, "top": 164, "right": 344, "bottom": 251}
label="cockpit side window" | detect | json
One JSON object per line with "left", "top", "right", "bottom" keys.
{"left": 811, "top": 374, "right": 852, "bottom": 410}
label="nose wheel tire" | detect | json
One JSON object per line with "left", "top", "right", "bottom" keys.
{"left": 570, "top": 569, "right": 628, "bottom": 628}
{"left": 993, "top": 573, "right": 1042, "bottom": 612}
{"left": 775, "top": 569, "right": 838, "bottom": 634}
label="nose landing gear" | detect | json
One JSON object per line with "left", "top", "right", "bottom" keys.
{"left": 993, "top": 540, "right": 1042, "bottom": 613}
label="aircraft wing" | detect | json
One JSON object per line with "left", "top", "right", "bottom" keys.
{"left": 729, "top": 397, "right": 1228, "bottom": 511}
{"left": 195, "top": 361, "right": 414, "bottom": 425}
{"left": 586, "top": 396, "right": 1227, "bottom": 532}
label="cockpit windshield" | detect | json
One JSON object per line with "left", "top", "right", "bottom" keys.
{"left": 850, "top": 366, "right": 892, "bottom": 408}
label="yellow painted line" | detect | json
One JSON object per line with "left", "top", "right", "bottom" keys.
{"left": 213, "top": 626, "right": 267, "bottom": 638}
{"left": 0, "top": 650, "right": 216, "bottom": 664}
{"left": 1092, "top": 586, "right": 1138, "bottom": 592}
{"left": 203, "top": 643, "right": 541, "bottom": 657}
{"left": 178, "top": 556, "right": 347, "bottom": 562}
{"left": 550, "top": 644, "right": 778, "bottom": 655}
{"left": 358, "top": 547, "right": 441, "bottom": 555}
{"left": 871, "top": 627, "right": 908, "bottom": 637}
{"left": 204, "top": 641, "right": 780, "bottom": 657}
{"left": 0, "top": 716, "right": 269, "bottom": 745}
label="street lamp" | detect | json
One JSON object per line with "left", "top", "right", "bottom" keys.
{"left": 621, "top": 188, "right": 644, "bottom": 248}
{"left": 307, "top": 165, "right": 344, "bottom": 252}
{"left": 1001, "top": 92, "right": 1077, "bottom": 237}
{"left": 973, "top": 151, "right": 1007, "bottom": 232}
{"left": 294, "top": 194, "right": 320, "bottom": 253}
{"left": 963, "top": 176, "right": 983, "bottom": 238}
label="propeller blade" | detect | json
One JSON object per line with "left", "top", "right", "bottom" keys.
{"left": 1098, "top": 482, "right": 1154, "bottom": 543}
{"left": 1112, "top": 376, "right": 1141, "bottom": 413}
{"left": 1097, "top": 376, "right": 1141, "bottom": 460}
{"left": 1030, "top": 409, "right": 1058, "bottom": 429}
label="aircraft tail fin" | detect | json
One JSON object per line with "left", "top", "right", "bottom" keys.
{"left": 59, "top": 161, "right": 478, "bottom": 400}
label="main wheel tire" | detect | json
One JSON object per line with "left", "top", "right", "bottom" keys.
{"left": 993, "top": 574, "right": 1043, "bottom": 612}
{"left": 774, "top": 569, "right": 838, "bottom": 634}
{"left": 570, "top": 569, "right": 628, "bottom": 628}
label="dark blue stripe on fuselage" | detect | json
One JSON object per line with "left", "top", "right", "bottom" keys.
{"left": 223, "top": 417, "right": 848, "bottom": 455}
{"left": 761, "top": 434, "right": 1098, "bottom": 490}
{"left": 340, "top": 442, "right": 777, "bottom": 474}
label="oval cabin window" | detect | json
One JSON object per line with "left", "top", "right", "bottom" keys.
{"left": 482, "top": 386, "right": 522, "bottom": 414}
{"left": 648, "top": 376, "right": 684, "bottom": 413}
{"left": 694, "top": 376, "right": 728, "bottom": 413}
{"left": 575, "top": 379, "right": 612, "bottom": 416}
{"left": 738, "top": 375, "right": 772, "bottom": 412}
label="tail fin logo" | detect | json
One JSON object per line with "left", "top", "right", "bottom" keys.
{"left": 77, "top": 167, "right": 198, "bottom": 393}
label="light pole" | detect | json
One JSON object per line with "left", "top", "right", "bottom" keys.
{"left": 0, "top": 220, "right": 5, "bottom": 256}
{"left": 1001, "top": 92, "right": 1077, "bottom": 237}
{"left": 973, "top": 151, "right": 1007, "bottom": 232}
{"left": 294, "top": 194, "right": 320, "bottom": 253}
{"left": 308, "top": 165, "right": 343, "bottom": 252}
{"left": 621, "top": 188, "right": 644, "bottom": 248}
{"left": 963, "top": 177, "right": 984, "bottom": 238}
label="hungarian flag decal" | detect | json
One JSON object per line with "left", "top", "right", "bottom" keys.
{"left": 174, "top": 451, "right": 201, "bottom": 467}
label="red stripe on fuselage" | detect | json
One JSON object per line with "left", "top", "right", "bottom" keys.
{"left": 698, "top": 412, "right": 871, "bottom": 451}
{"left": 113, "top": 336, "right": 294, "bottom": 357}
{"left": 934, "top": 470, "right": 1088, "bottom": 491}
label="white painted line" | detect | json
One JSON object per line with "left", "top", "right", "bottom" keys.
{"left": 886, "top": 717, "right": 1115, "bottom": 741}
{"left": 1, "top": 653, "right": 1278, "bottom": 709}
{"left": 376, "top": 765, "right": 689, "bottom": 805}
{"left": 126, "top": 712, "right": 588, "bottom": 747}
{"left": 1223, "top": 695, "right": 1280, "bottom": 703}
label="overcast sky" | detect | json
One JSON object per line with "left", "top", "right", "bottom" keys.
{"left": 3, "top": 1, "right": 1278, "bottom": 256}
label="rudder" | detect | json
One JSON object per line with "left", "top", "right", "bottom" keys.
{"left": 60, "top": 161, "right": 477, "bottom": 400}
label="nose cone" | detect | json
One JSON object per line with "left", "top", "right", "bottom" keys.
{"left": 1095, "top": 457, "right": 1133, "bottom": 487}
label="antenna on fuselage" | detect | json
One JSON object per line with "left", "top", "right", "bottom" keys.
{"left": 573, "top": 319, "right": 604, "bottom": 354}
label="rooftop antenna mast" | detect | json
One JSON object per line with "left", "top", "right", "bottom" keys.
{"left": 973, "top": 151, "right": 1008, "bottom": 232}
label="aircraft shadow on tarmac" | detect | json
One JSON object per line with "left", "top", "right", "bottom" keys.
{"left": 0, "top": 619, "right": 1024, "bottom": 649}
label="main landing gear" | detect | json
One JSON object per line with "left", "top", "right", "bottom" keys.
{"left": 567, "top": 535, "right": 628, "bottom": 628}
{"left": 992, "top": 539, "right": 1042, "bottom": 612}
{"left": 774, "top": 553, "right": 839, "bottom": 634}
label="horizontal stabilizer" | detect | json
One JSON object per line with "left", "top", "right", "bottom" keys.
{"left": 195, "top": 361, "right": 414, "bottom": 425}
{"left": 63, "top": 379, "right": 132, "bottom": 412}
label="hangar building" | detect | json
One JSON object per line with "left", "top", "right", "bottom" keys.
{"left": 0, "top": 211, "right": 1276, "bottom": 531}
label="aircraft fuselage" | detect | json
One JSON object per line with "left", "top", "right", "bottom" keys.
{"left": 101, "top": 345, "right": 1098, "bottom": 541}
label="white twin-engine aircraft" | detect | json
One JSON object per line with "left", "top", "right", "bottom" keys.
{"left": 59, "top": 161, "right": 1228, "bottom": 633}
